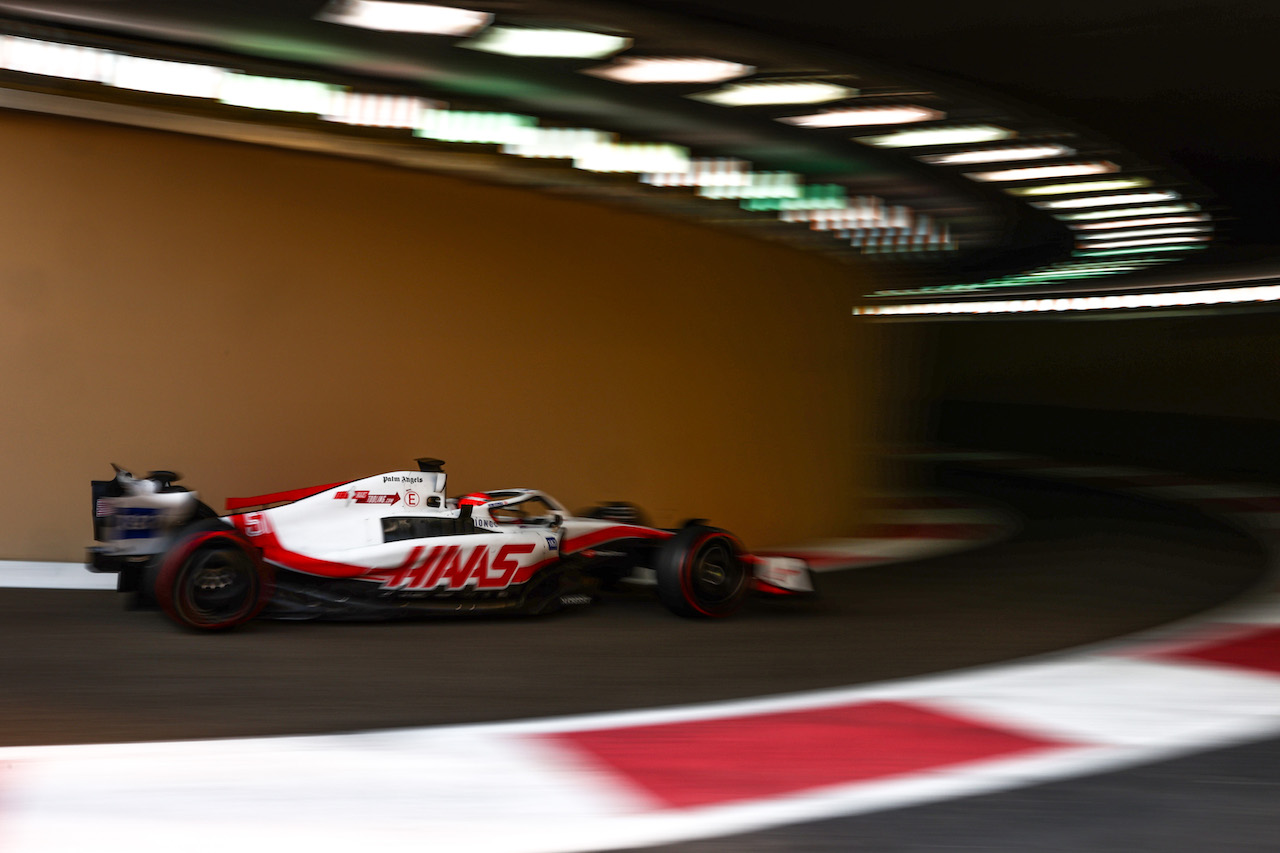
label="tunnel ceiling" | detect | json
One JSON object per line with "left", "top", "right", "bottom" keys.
{"left": 0, "top": 0, "right": 1271, "bottom": 302}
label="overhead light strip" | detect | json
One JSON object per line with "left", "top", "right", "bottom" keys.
{"left": 1070, "top": 215, "right": 1210, "bottom": 231}
{"left": 965, "top": 162, "right": 1116, "bottom": 182}
{"left": 858, "top": 124, "right": 1014, "bottom": 148}
{"left": 0, "top": 31, "right": 1213, "bottom": 273}
{"left": 315, "top": 1, "right": 492, "bottom": 36}
{"left": 1054, "top": 203, "right": 1201, "bottom": 221}
{"left": 1076, "top": 226, "right": 1211, "bottom": 240}
{"left": 855, "top": 283, "right": 1280, "bottom": 317}
{"left": 781, "top": 106, "right": 943, "bottom": 128}
{"left": 919, "top": 144, "right": 1076, "bottom": 165}
{"left": 1079, "top": 235, "right": 1211, "bottom": 249}
{"left": 462, "top": 26, "right": 630, "bottom": 59}
{"left": 1032, "top": 190, "right": 1181, "bottom": 210}
{"left": 1010, "top": 177, "right": 1152, "bottom": 197}
{"left": 691, "top": 80, "right": 856, "bottom": 106}
{"left": 584, "top": 57, "right": 753, "bottom": 84}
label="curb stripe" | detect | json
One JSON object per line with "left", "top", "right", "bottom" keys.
{"left": 543, "top": 700, "right": 1077, "bottom": 810}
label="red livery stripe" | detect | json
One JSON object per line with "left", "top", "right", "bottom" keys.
{"left": 562, "top": 525, "right": 672, "bottom": 554}
{"left": 225, "top": 482, "right": 348, "bottom": 512}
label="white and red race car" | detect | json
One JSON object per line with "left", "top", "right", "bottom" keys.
{"left": 89, "top": 458, "right": 814, "bottom": 630}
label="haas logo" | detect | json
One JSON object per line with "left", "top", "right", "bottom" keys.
{"left": 369, "top": 543, "right": 538, "bottom": 591}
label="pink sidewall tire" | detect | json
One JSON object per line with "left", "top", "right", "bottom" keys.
{"left": 155, "top": 524, "right": 274, "bottom": 630}
{"left": 655, "top": 526, "right": 749, "bottom": 618}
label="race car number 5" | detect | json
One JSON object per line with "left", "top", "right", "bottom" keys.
{"left": 243, "top": 513, "right": 270, "bottom": 537}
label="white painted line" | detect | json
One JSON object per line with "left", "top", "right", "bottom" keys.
{"left": 0, "top": 560, "right": 116, "bottom": 590}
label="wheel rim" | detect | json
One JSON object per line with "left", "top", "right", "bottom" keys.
{"left": 179, "top": 545, "right": 257, "bottom": 623}
{"left": 688, "top": 540, "right": 745, "bottom": 609}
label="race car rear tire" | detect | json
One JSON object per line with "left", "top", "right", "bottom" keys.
{"left": 655, "top": 526, "right": 748, "bottom": 618}
{"left": 155, "top": 524, "right": 273, "bottom": 630}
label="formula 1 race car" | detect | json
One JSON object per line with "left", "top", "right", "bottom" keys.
{"left": 88, "top": 458, "right": 814, "bottom": 630}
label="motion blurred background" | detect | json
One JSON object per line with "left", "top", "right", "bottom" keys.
{"left": 0, "top": 0, "right": 1275, "bottom": 559}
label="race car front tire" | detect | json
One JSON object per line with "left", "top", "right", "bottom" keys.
{"left": 655, "top": 525, "right": 749, "bottom": 618}
{"left": 155, "top": 523, "right": 274, "bottom": 630}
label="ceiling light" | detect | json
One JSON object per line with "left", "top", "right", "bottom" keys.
{"left": 965, "top": 162, "right": 1117, "bottom": 182}
{"left": 573, "top": 143, "right": 689, "bottom": 173}
{"left": 109, "top": 56, "right": 223, "bottom": 98}
{"left": 641, "top": 158, "right": 752, "bottom": 187}
{"left": 316, "top": 1, "right": 491, "bottom": 36}
{"left": 464, "top": 26, "right": 630, "bottom": 58}
{"left": 855, "top": 283, "right": 1280, "bottom": 317}
{"left": 919, "top": 144, "right": 1076, "bottom": 165}
{"left": 1081, "top": 235, "right": 1211, "bottom": 249}
{"left": 1033, "top": 191, "right": 1181, "bottom": 210}
{"left": 584, "top": 57, "right": 752, "bottom": 84}
{"left": 780, "top": 196, "right": 884, "bottom": 224}
{"left": 0, "top": 36, "right": 113, "bottom": 82}
{"left": 323, "top": 93, "right": 432, "bottom": 127}
{"left": 1054, "top": 203, "right": 1201, "bottom": 221}
{"left": 219, "top": 74, "right": 338, "bottom": 114}
{"left": 502, "top": 127, "right": 612, "bottom": 158}
{"left": 692, "top": 80, "right": 857, "bottom": 106}
{"left": 781, "top": 106, "right": 942, "bottom": 128}
{"left": 697, "top": 171, "right": 802, "bottom": 200}
{"left": 1010, "top": 178, "right": 1152, "bottom": 197}
{"left": 1076, "top": 243, "right": 1207, "bottom": 257}
{"left": 414, "top": 109, "right": 538, "bottom": 144}
{"left": 740, "top": 184, "right": 849, "bottom": 210}
{"left": 1078, "top": 226, "right": 1211, "bottom": 240}
{"left": 859, "top": 125, "right": 1014, "bottom": 148}
{"left": 1071, "top": 214, "right": 1210, "bottom": 231}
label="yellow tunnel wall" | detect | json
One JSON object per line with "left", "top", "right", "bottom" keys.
{"left": 0, "top": 111, "right": 883, "bottom": 561}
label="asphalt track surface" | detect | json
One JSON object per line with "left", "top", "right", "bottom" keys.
{"left": 0, "top": 468, "right": 1267, "bottom": 750}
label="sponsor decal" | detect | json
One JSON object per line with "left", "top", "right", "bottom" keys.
{"left": 546, "top": 536, "right": 559, "bottom": 550}
{"left": 115, "top": 507, "right": 159, "bottom": 539}
{"left": 755, "top": 557, "right": 812, "bottom": 592}
{"left": 473, "top": 518, "right": 499, "bottom": 530}
{"left": 382, "top": 475, "right": 424, "bottom": 485}
{"left": 243, "top": 513, "right": 271, "bottom": 537}
{"left": 352, "top": 490, "right": 401, "bottom": 506}
{"left": 367, "top": 542, "right": 539, "bottom": 591}
{"left": 333, "top": 490, "right": 406, "bottom": 505}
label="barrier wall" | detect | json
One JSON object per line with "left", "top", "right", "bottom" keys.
{"left": 0, "top": 110, "right": 875, "bottom": 560}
